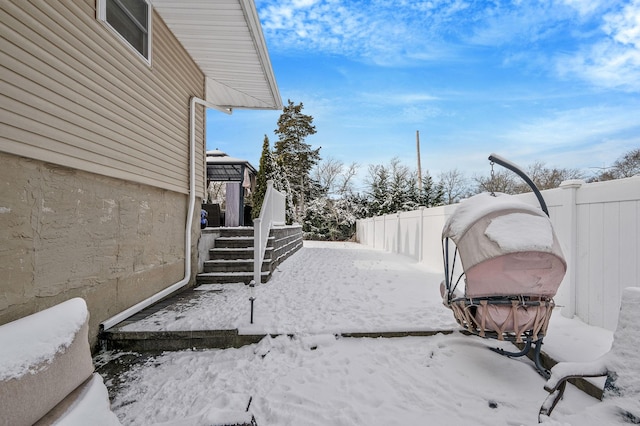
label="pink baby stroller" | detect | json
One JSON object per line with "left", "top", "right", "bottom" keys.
{"left": 441, "top": 154, "right": 567, "bottom": 378}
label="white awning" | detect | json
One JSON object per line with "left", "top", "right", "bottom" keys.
{"left": 151, "top": 0, "right": 282, "bottom": 111}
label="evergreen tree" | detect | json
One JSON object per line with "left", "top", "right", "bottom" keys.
{"left": 252, "top": 135, "right": 295, "bottom": 223}
{"left": 366, "top": 163, "right": 392, "bottom": 216}
{"left": 418, "top": 171, "right": 444, "bottom": 207}
{"left": 273, "top": 100, "right": 320, "bottom": 221}
{"left": 388, "top": 158, "right": 409, "bottom": 212}
{"left": 365, "top": 159, "right": 444, "bottom": 216}
{"left": 251, "top": 135, "right": 274, "bottom": 220}
{"left": 273, "top": 156, "right": 296, "bottom": 224}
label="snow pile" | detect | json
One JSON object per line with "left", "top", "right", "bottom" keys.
{"left": 603, "top": 287, "right": 640, "bottom": 418}
{"left": 542, "top": 287, "right": 640, "bottom": 425}
{"left": 0, "top": 297, "right": 88, "bottom": 381}
{"left": 543, "top": 314, "right": 613, "bottom": 364}
{"left": 443, "top": 192, "right": 545, "bottom": 240}
{"left": 546, "top": 287, "right": 639, "bottom": 395}
{"left": 136, "top": 392, "right": 255, "bottom": 426}
{"left": 55, "top": 374, "right": 123, "bottom": 426}
{"left": 485, "top": 213, "right": 554, "bottom": 251}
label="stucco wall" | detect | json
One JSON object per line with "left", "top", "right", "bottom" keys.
{"left": 0, "top": 152, "right": 199, "bottom": 345}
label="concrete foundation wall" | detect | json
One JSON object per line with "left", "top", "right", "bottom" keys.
{"left": 0, "top": 152, "right": 199, "bottom": 346}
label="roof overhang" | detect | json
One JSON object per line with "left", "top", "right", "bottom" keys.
{"left": 151, "top": 0, "right": 283, "bottom": 112}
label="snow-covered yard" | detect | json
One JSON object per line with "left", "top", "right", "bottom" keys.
{"left": 102, "top": 241, "right": 621, "bottom": 426}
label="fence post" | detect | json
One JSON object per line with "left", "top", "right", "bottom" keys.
{"left": 396, "top": 213, "right": 400, "bottom": 254}
{"left": 266, "top": 180, "right": 274, "bottom": 223}
{"left": 253, "top": 217, "right": 262, "bottom": 285}
{"left": 558, "top": 179, "right": 584, "bottom": 318}
{"left": 418, "top": 206, "right": 425, "bottom": 263}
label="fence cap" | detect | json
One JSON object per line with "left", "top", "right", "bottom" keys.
{"left": 559, "top": 179, "right": 585, "bottom": 189}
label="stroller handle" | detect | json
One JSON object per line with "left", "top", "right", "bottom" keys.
{"left": 488, "top": 153, "right": 549, "bottom": 217}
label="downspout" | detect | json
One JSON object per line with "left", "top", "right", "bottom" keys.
{"left": 100, "top": 96, "right": 229, "bottom": 331}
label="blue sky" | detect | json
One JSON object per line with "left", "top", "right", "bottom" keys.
{"left": 206, "top": 0, "right": 640, "bottom": 190}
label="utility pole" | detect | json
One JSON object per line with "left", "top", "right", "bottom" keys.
{"left": 416, "top": 130, "right": 422, "bottom": 190}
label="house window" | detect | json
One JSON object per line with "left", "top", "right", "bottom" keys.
{"left": 98, "top": 0, "right": 151, "bottom": 62}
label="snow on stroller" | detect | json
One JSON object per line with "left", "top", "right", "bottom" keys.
{"left": 441, "top": 154, "right": 567, "bottom": 378}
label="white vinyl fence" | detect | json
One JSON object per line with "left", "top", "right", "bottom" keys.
{"left": 253, "top": 180, "right": 286, "bottom": 284}
{"left": 356, "top": 176, "right": 640, "bottom": 331}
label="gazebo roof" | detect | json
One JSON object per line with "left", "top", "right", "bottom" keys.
{"left": 206, "top": 150, "right": 257, "bottom": 182}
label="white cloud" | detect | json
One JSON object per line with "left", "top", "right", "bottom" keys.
{"left": 399, "top": 105, "right": 447, "bottom": 122}
{"left": 259, "top": 0, "right": 640, "bottom": 91}
{"left": 293, "top": 0, "right": 319, "bottom": 7}
{"left": 360, "top": 91, "right": 440, "bottom": 105}
{"left": 419, "top": 104, "right": 640, "bottom": 177}
{"left": 257, "top": 0, "right": 480, "bottom": 65}
{"left": 560, "top": 0, "right": 607, "bottom": 16}
{"left": 496, "top": 105, "right": 640, "bottom": 164}
{"left": 604, "top": 0, "right": 640, "bottom": 46}
{"left": 259, "top": 1, "right": 368, "bottom": 53}
{"left": 511, "top": 107, "right": 633, "bottom": 142}
{"left": 335, "top": 90, "right": 448, "bottom": 125}
{"left": 468, "top": 5, "right": 558, "bottom": 47}
{"left": 555, "top": 0, "right": 640, "bottom": 92}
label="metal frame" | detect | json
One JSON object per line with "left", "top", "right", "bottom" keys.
{"left": 443, "top": 242, "right": 553, "bottom": 378}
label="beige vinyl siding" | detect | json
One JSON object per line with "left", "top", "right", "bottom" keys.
{"left": 1, "top": 0, "right": 206, "bottom": 195}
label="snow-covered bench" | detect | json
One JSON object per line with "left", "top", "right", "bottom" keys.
{"left": 0, "top": 298, "right": 120, "bottom": 426}
{"left": 538, "top": 287, "right": 640, "bottom": 423}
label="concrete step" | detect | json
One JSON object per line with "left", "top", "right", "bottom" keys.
{"left": 203, "top": 259, "right": 271, "bottom": 273}
{"left": 213, "top": 236, "right": 255, "bottom": 249}
{"left": 196, "top": 271, "right": 270, "bottom": 285}
{"left": 209, "top": 247, "right": 273, "bottom": 260}
{"left": 217, "top": 227, "right": 255, "bottom": 238}
{"left": 214, "top": 236, "right": 275, "bottom": 249}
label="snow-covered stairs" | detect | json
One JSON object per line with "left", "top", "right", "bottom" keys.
{"left": 197, "top": 227, "right": 274, "bottom": 285}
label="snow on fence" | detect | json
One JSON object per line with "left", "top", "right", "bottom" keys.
{"left": 356, "top": 176, "right": 640, "bottom": 331}
{"left": 254, "top": 180, "right": 286, "bottom": 284}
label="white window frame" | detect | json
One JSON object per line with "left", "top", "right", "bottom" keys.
{"left": 97, "top": 0, "right": 152, "bottom": 65}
